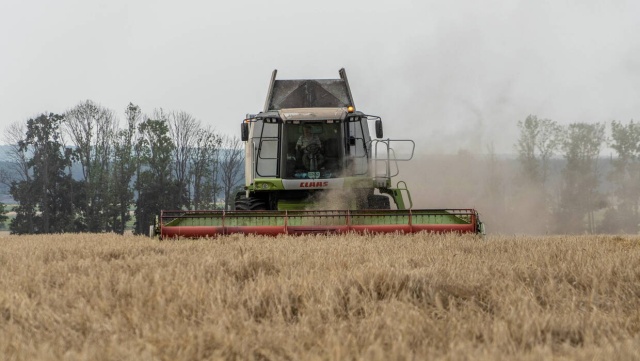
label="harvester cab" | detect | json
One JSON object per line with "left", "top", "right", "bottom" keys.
{"left": 157, "top": 69, "right": 484, "bottom": 238}
{"left": 237, "top": 68, "right": 413, "bottom": 211}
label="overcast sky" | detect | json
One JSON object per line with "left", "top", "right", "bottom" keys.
{"left": 1, "top": 0, "right": 639, "bottom": 153}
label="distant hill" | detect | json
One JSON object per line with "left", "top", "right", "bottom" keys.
{"left": 0, "top": 194, "right": 14, "bottom": 204}
{"left": 0, "top": 145, "right": 12, "bottom": 161}
{"left": 0, "top": 155, "right": 16, "bottom": 203}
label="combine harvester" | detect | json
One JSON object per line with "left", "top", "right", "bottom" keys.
{"left": 157, "top": 69, "right": 483, "bottom": 238}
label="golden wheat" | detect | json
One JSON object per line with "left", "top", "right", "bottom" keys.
{"left": 1, "top": 233, "right": 639, "bottom": 360}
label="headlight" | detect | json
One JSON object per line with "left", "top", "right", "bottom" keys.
{"left": 255, "top": 182, "right": 271, "bottom": 190}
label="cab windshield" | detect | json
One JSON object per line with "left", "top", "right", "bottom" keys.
{"left": 283, "top": 121, "right": 343, "bottom": 179}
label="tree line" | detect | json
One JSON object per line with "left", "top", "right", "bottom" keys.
{"left": 398, "top": 115, "right": 640, "bottom": 235}
{"left": 0, "top": 100, "right": 244, "bottom": 235}
{"left": 1, "top": 107, "right": 639, "bottom": 235}
{"left": 497, "top": 115, "right": 640, "bottom": 234}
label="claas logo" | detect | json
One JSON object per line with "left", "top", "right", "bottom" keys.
{"left": 299, "top": 181, "right": 329, "bottom": 188}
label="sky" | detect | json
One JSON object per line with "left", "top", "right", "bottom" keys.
{"left": 1, "top": 0, "right": 639, "bottom": 154}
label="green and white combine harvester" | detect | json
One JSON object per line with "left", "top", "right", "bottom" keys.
{"left": 157, "top": 69, "right": 483, "bottom": 238}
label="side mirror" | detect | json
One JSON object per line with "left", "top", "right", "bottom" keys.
{"left": 349, "top": 136, "right": 356, "bottom": 146}
{"left": 241, "top": 122, "right": 249, "bottom": 141}
{"left": 375, "top": 119, "right": 383, "bottom": 138}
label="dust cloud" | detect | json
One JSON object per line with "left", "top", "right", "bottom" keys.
{"left": 302, "top": 147, "right": 555, "bottom": 235}
{"left": 397, "top": 151, "right": 551, "bottom": 235}
{"left": 307, "top": 188, "right": 354, "bottom": 211}
{"left": 307, "top": 156, "right": 369, "bottom": 211}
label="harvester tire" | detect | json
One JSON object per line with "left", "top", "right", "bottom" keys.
{"left": 234, "top": 196, "right": 268, "bottom": 211}
{"left": 368, "top": 195, "right": 391, "bottom": 210}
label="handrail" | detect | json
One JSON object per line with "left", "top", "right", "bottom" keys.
{"left": 369, "top": 139, "right": 415, "bottom": 180}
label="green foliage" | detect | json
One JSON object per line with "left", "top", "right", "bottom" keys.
{"left": 65, "top": 100, "right": 118, "bottom": 232}
{"left": 514, "top": 115, "right": 562, "bottom": 232}
{"left": 610, "top": 120, "right": 640, "bottom": 162}
{"left": 134, "top": 118, "right": 181, "bottom": 235}
{"left": 556, "top": 122, "right": 606, "bottom": 233}
{"left": 0, "top": 202, "right": 8, "bottom": 229}
{"left": 2, "top": 101, "right": 231, "bottom": 235}
{"left": 105, "top": 103, "right": 140, "bottom": 234}
{"left": 9, "top": 180, "right": 37, "bottom": 234}
{"left": 515, "top": 115, "right": 562, "bottom": 186}
{"left": 602, "top": 120, "right": 640, "bottom": 233}
{"left": 9, "top": 113, "right": 81, "bottom": 234}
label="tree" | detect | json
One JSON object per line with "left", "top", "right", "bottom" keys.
{"left": 0, "top": 122, "right": 36, "bottom": 233}
{"left": 9, "top": 180, "right": 38, "bottom": 234}
{"left": 167, "top": 110, "right": 198, "bottom": 209}
{"left": 603, "top": 120, "right": 640, "bottom": 232}
{"left": 515, "top": 115, "right": 562, "bottom": 186}
{"left": 65, "top": 100, "right": 118, "bottom": 232}
{"left": 190, "top": 126, "right": 222, "bottom": 209}
{"left": 10, "top": 113, "right": 80, "bottom": 234}
{"left": 106, "top": 103, "right": 141, "bottom": 234}
{"left": 0, "top": 122, "right": 32, "bottom": 231}
{"left": 556, "top": 122, "right": 606, "bottom": 233}
{"left": 516, "top": 116, "right": 539, "bottom": 183}
{"left": 0, "top": 202, "right": 8, "bottom": 229}
{"left": 514, "top": 115, "right": 562, "bottom": 233}
{"left": 0, "top": 122, "right": 30, "bottom": 186}
{"left": 134, "top": 118, "right": 179, "bottom": 235}
{"left": 219, "top": 135, "right": 245, "bottom": 210}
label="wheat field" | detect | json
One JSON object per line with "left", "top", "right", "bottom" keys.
{"left": 1, "top": 233, "right": 639, "bottom": 361}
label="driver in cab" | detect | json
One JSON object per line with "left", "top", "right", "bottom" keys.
{"left": 296, "top": 125, "right": 324, "bottom": 170}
